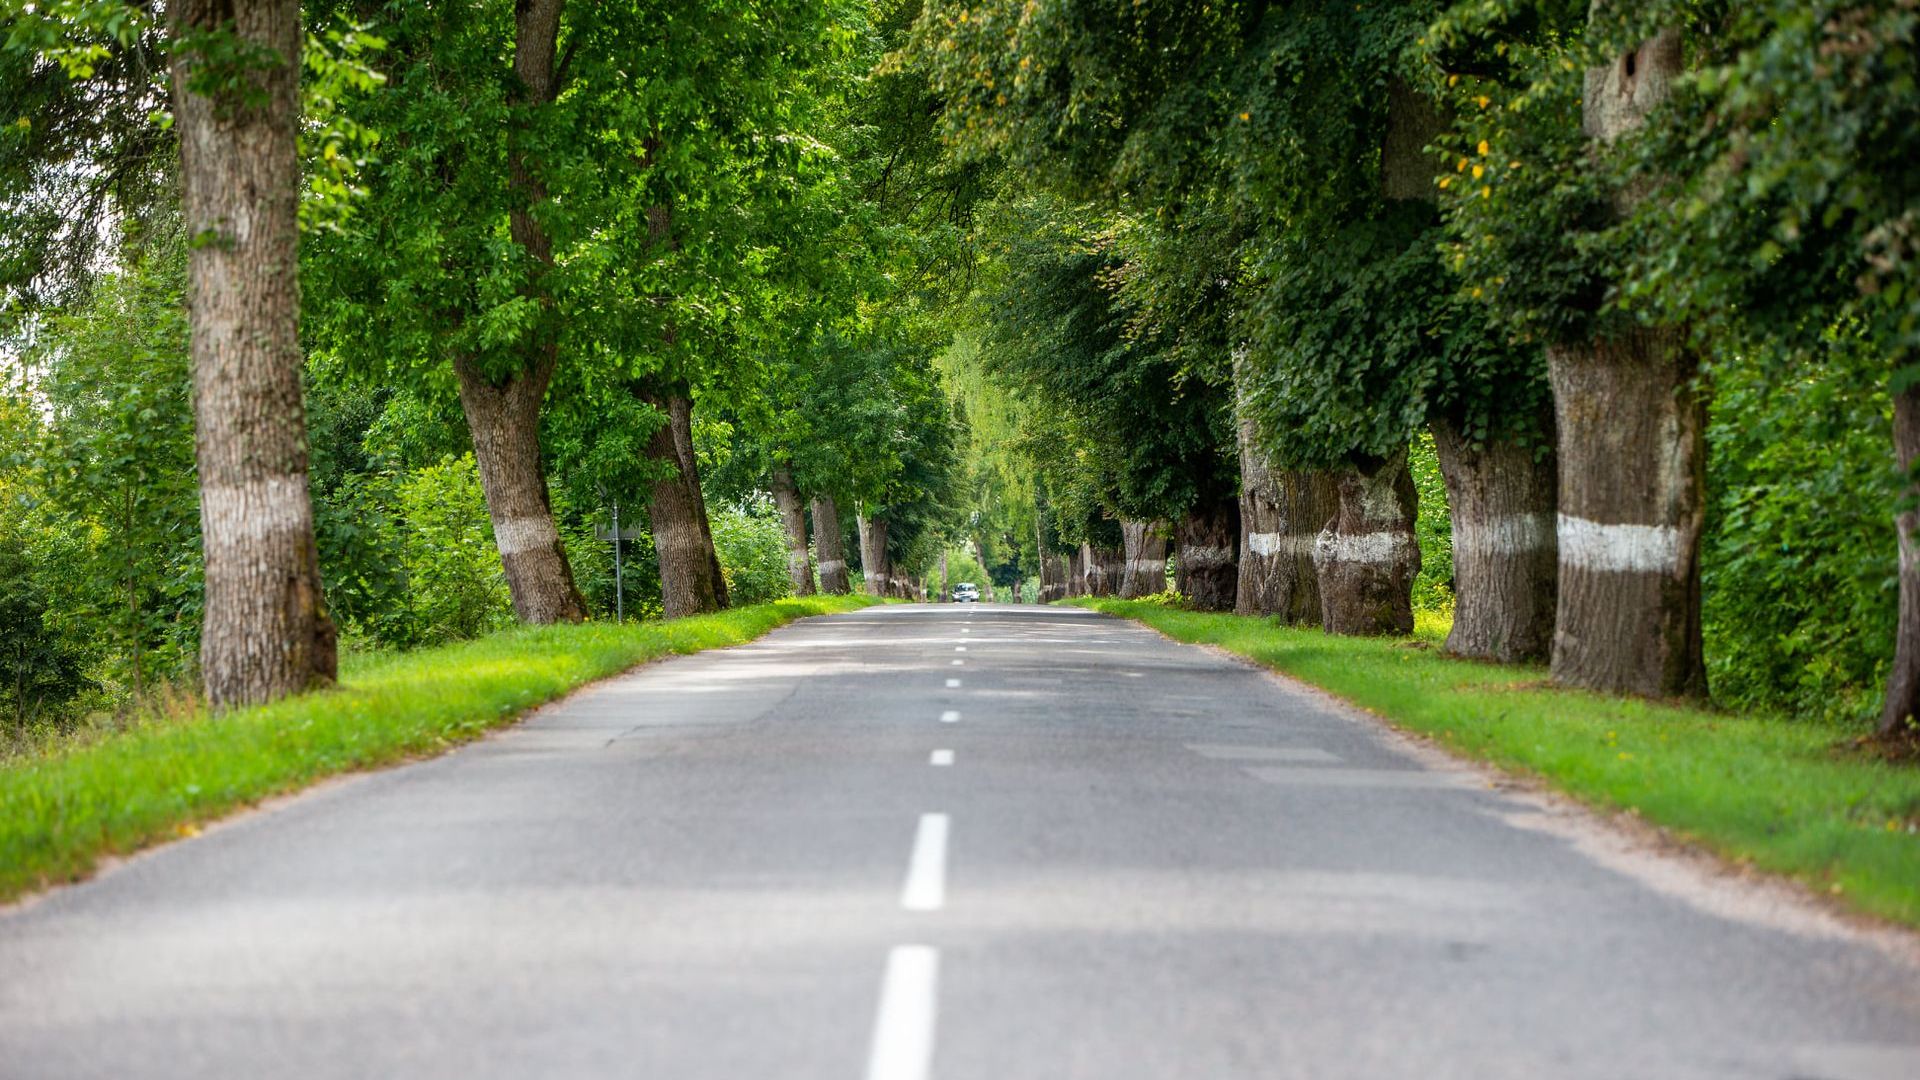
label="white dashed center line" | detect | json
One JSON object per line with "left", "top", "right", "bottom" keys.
{"left": 940, "top": 710, "right": 959, "bottom": 723}
{"left": 930, "top": 749, "right": 954, "bottom": 767}
{"left": 864, "top": 945, "right": 939, "bottom": 1080}
{"left": 945, "top": 678, "right": 960, "bottom": 688}
{"left": 901, "top": 813, "right": 948, "bottom": 912}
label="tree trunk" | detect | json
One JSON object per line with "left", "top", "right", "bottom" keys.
{"left": 1084, "top": 543, "right": 1124, "bottom": 597}
{"left": 1546, "top": 330, "right": 1706, "bottom": 695}
{"left": 172, "top": 0, "right": 336, "bottom": 708}
{"left": 456, "top": 358, "right": 586, "bottom": 624}
{"left": 1119, "top": 521, "right": 1168, "bottom": 598}
{"left": 1431, "top": 416, "right": 1559, "bottom": 663}
{"left": 1236, "top": 447, "right": 1339, "bottom": 623}
{"left": 1068, "top": 545, "right": 1088, "bottom": 597}
{"left": 1176, "top": 498, "right": 1240, "bottom": 611}
{"left": 1879, "top": 381, "right": 1920, "bottom": 742}
{"left": 642, "top": 389, "right": 727, "bottom": 618}
{"left": 1546, "top": 25, "right": 1706, "bottom": 698}
{"left": 858, "top": 512, "right": 890, "bottom": 598}
{"left": 1233, "top": 349, "right": 1338, "bottom": 621}
{"left": 448, "top": 0, "right": 586, "bottom": 626}
{"left": 813, "top": 495, "right": 850, "bottom": 594}
{"left": 771, "top": 464, "right": 814, "bottom": 597}
{"left": 1313, "top": 451, "right": 1420, "bottom": 635}
{"left": 1038, "top": 553, "right": 1069, "bottom": 602}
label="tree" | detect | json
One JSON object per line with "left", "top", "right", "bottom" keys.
{"left": 171, "top": 0, "right": 336, "bottom": 707}
{"left": 1595, "top": 0, "right": 1920, "bottom": 733}
{"left": 1429, "top": 2, "right": 1708, "bottom": 694}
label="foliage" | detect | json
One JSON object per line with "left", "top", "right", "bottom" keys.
{"left": 1080, "top": 597, "right": 1920, "bottom": 929}
{"left": 1703, "top": 327, "right": 1898, "bottom": 726}
{"left": 392, "top": 456, "right": 516, "bottom": 646}
{"left": 19, "top": 239, "right": 201, "bottom": 697}
{"left": 1409, "top": 431, "right": 1455, "bottom": 614}
{"left": 709, "top": 494, "right": 796, "bottom": 608}
{"left": 0, "top": 594, "right": 879, "bottom": 902}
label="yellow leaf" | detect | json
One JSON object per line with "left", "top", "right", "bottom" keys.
{"left": 1238, "top": 111, "right": 1250, "bottom": 121}
{"left": 1472, "top": 164, "right": 1484, "bottom": 179}
{"left": 1475, "top": 95, "right": 1490, "bottom": 109}
{"left": 1477, "top": 140, "right": 1489, "bottom": 156}
{"left": 1438, "top": 176, "right": 1452, "bottom": 190}
{"left": 1448, "top": 74, "right": 1459, "bottom": 87}
{"left": 1480, "top": 186, "right": 1491, "bottom": 199}
{"left": 1456, "top": 157, "right": 1468, "bottom": 172}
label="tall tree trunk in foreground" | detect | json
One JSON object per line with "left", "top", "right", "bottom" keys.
{"left": 771, "top": 464, "right": 815, "bottom": 596}
{"left": 1176, "top": 497, "right": 1240, "bottom": 611}
{"left": 1880, "top": 382, "right": 1920, "bottom": 740}
{"left": 858, "top": 511, "right": 890, "bottom": 598}
{"left": 1119, "top": 520, "right": 1168, "bottom": 598}
{"left": 1432, "top": 417, "right": 1559, "bottom": 663}
{"left": 1549, "top": 26, "right": 1706, "bottom": 698}
{"left": 642, "top": 388, "right": 728, "bottom": 618}
{"left": 1236, "top": 388, "right": 1338, "bottom": 622}
{"left": 172, "top": 0, "right": 336, "bottom": 707}
{"left": 1548, "top": 329, "right": 1706, "bottom": 695}
{"left": 452, "top": 0, "right": 586, "bottom": 625}
{"left": 813, "top": 496, "right": 851, "bottom": 594}
{"left": 1313, "top": 451, "right": 1420, "bottom": 635}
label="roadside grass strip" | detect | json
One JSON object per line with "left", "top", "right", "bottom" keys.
{"left": 0, "top": 594, "right": 878, "bottom": 903}
{"left": 1072, "top": 598, "right": 1920, "bottom": 929}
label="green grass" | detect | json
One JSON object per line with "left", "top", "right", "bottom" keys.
{"left": 1073, "top": 598, "right": 1920, "bottom": 928}
{"left": 0, "top": 594, "right": 877, "bottom": 903}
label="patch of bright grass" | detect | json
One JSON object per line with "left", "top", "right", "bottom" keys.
{"left": 1073, "top": 598, "right": 1920, "bottom": 928}
{"left": 0, "top": 594, "right": 877, "bottom": 903}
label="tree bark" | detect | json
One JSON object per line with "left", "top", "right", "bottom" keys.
{"left": 1432, "top": 416, "right": 1559, "bottom": 663}
{"left": 1068, "top": 544, "right": 1088, "bottom": 597}
{"left": 450, "top": 0, "right": 586, "bottom": 626}
{"left": 172, "top": 0, "right": 336, "bottom": 708}
{"left": 812, "top": 495, "right": 851, "bottom": 594}
{"left": 456, "top": 357, "right": 586, "bottom": 624}
{"left": 858, "top": 511, "right": 890, "bottom": 598}
{"left": 1313, "top": 451, "right": 1420, "bottom": 635}
{"left": 771, "top": 464, "right": 814, "bottom": 597}
{"left": 1879, "top": 381, "right": 1920, "bottom": 741}
{"left": 1236, "top": 402, "right": 1339, "bottom": 622}
{"left": 1546, "top": 329, "right": 1706, "bottom": 695}
{"left": 642, "top": 389, "right": 728, "bottom": 618}
{"left": 1119, "top": 520, "right": 1168, "bottom": 598}
{"left": 1083, "top": 542, "right": 1124, "bottom": 597}
{"left": 1176, "top": 497, "right": 1240, "bottom": 611}
{"left": 1546, "top": 24, "right": 1706, "bottom": 697}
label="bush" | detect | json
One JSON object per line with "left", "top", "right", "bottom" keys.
{"left": 1702, "top": 329, "right": 1897, "bottom": 727}
{"left": 710, "top": 493, "right": 793, "bottom": 607}
{"left": 392, "top": 456, "right": 516, "bottom": 645}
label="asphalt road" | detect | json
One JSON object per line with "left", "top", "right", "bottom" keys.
{"left": 2, "top": 603, "right": 1918, "bottom": 1079}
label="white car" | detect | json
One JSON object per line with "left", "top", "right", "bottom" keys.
{"left": 952, "top": 583, "right": 980, "bottom": 603}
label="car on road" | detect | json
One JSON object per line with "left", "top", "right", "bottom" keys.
{"left": 951, "top": 582, "right": 980, "bottom": 603}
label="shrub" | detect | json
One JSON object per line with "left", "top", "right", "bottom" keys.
{"left": 710, "top": 493, "right": 793, "bottom": 607}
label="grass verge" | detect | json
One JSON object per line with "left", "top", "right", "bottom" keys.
{"left": 0, "top": 594, "right": 876, "bottom": 904}
{"left": 1072, "top": 598, "right": 1920, "bottom": 929}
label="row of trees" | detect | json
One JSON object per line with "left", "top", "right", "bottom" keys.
{"left": 1, "top": 0, "right": 969, "bottom": 721}
{"left": 902, "top": 0, "right": 1918, "bottom": 739}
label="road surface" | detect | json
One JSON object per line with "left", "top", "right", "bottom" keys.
{"left": 2, "top": 604, "right": 1917, "bottom": 1079}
